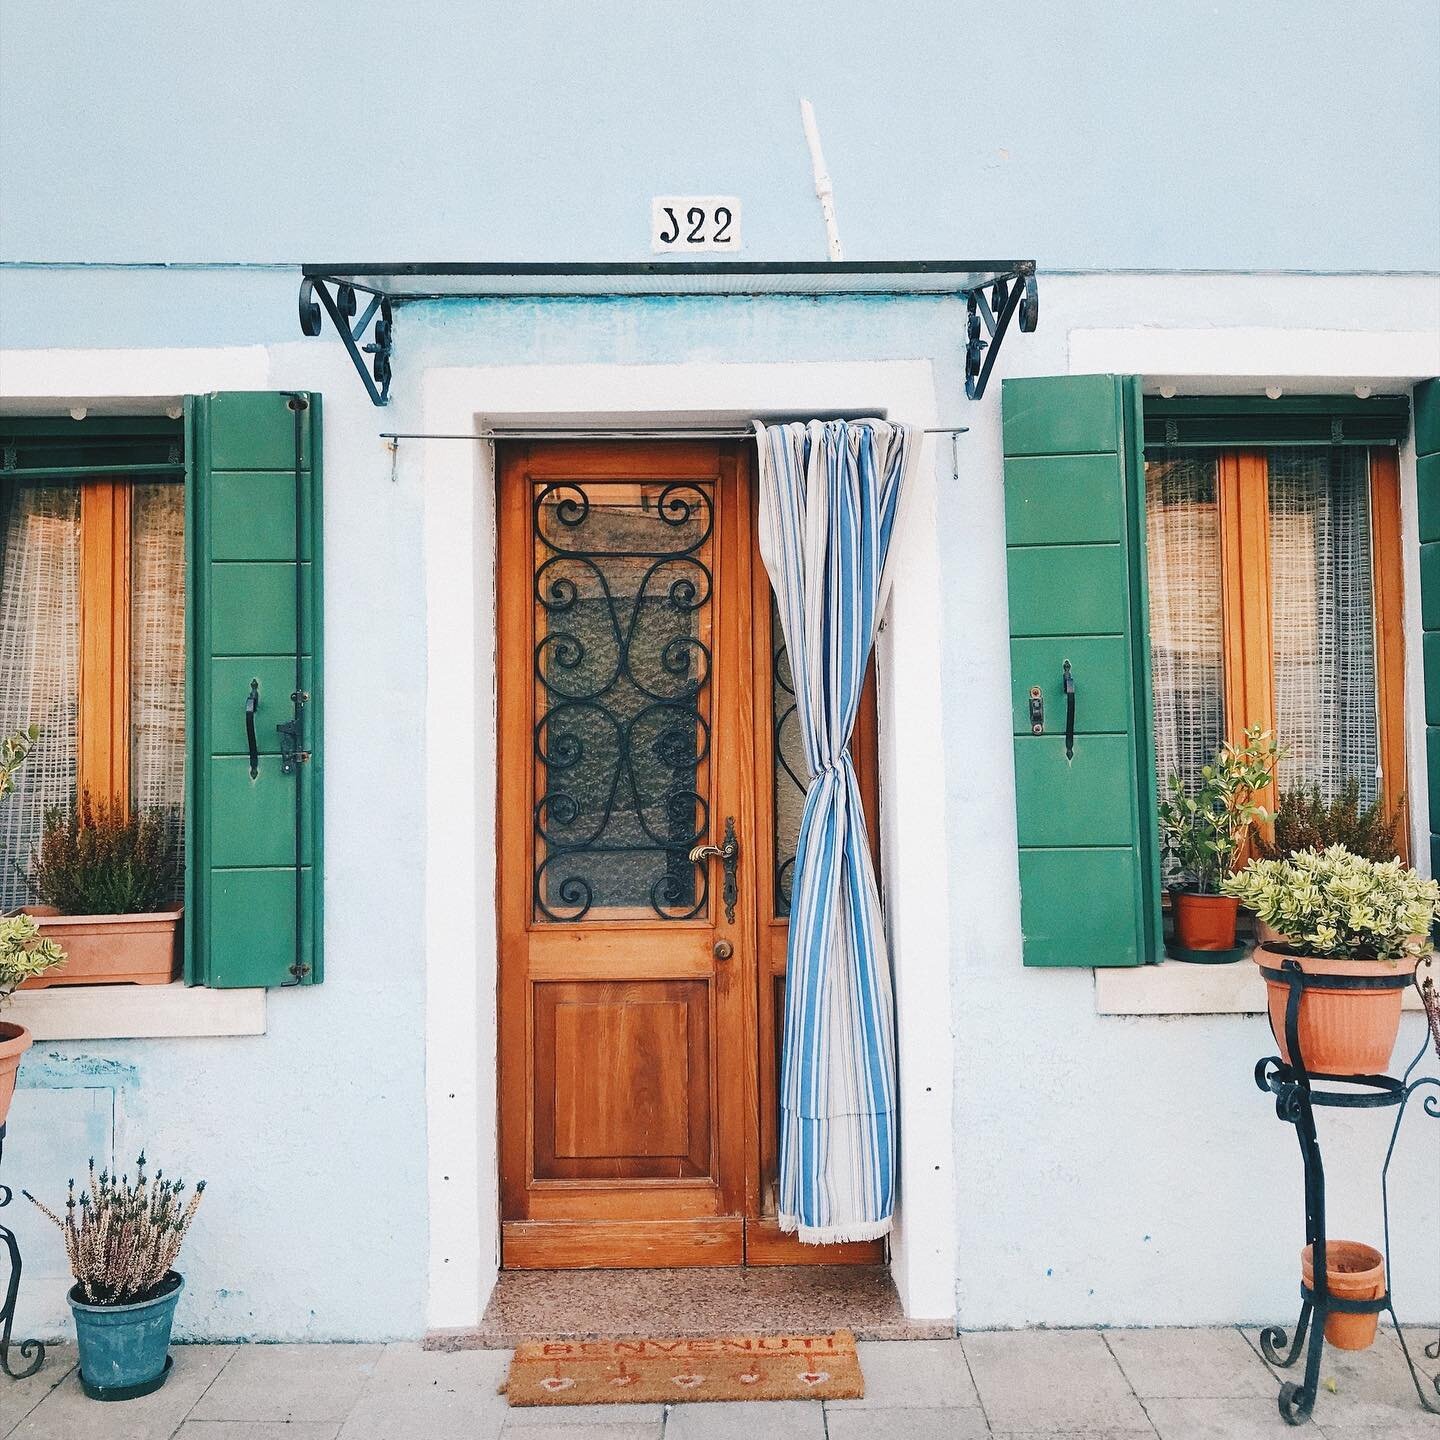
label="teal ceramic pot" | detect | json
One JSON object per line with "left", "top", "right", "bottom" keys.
{"left": 68, "top": 1272, "right": 182, "bottom": 1400}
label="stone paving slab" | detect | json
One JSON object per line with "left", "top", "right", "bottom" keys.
{"left": 2, "top": 1327, "right": 1438, "bottom": 1438}
{"left": 962, "top": 1328, "right": 1155, "bottom": 1433}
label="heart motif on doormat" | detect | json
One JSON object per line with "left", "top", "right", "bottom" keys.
{"left": 798, "top": 1371, "right": 831, "bottom": 1386}
{"left": 537, "top": 1376, "right": 574, "bottom": 1392}
{"left": 671, "top": 1373, "right": 705, "bottom": 1388}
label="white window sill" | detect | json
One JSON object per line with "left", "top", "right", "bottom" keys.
{"left": 8, "top": 982, "right": 266, "bottom": 1040}
{"left": 1095, "top": 959, "right": 1430, "bottom": 1016}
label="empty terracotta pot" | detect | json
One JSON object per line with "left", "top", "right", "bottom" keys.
{"left": 1302, "top": 1240, "right": 1385, "bottom": 1350}
{"left": 1255, "top": 945, "right": 1418, "bottom": 1075}
{"left": 1171, "top": 891, "right": 1240, "bottom": 951}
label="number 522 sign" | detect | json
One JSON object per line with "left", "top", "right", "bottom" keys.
{"left": 651, "top": 196, "right": 741, "bottom": 253}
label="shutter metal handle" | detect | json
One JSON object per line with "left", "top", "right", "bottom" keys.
{"left": 245, "top": 679, "right": 261, "bottom": 779}
{"left": 688, "top": 815, "right": 739, "bottom": 924}
{"left": 1063, "top": 659, "right": 1076, "bottom": 761}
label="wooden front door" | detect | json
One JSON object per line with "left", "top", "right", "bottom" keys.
{"left": 497, "top": 439, "right": 884, "bottom": 1269}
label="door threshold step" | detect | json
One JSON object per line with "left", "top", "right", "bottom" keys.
{"left": 426, "top": 1265, "right": 953, "bottom": 1350}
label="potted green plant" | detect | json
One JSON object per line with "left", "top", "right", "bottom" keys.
{"left": 0, "top": 725, "right": 40, "bottom": 801}
{"left": 25, "top": 1155, "right": 205, "bottom": 1400}
{"left": 1157, "top": 725, "right": 1280, "bottom": 956}
{"left": 0, "top": 915, "right": 66, "bottom": 1126}
{"left": 22, "top": 791, "right": 181, "bottom": 987}
{"left": 1224, "top": 845, "right": 1440, "bottom": 1074}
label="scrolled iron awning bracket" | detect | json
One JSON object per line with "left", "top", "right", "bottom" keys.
{"left": 299, "top": 278, "right": 393, "bottom": 406}
{"left": 961, "top": 263, "right": 1038, "bottom": 401}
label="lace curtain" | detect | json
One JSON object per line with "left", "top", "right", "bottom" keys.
{"left": 131, "top": 484, "right": 187, "bottom": 895}
{"left": 1268, "top": 448, "right": 1379, "bottom": 807}
{"left": 0, "top": 484, "right": 81, "bottom": 911}
{"left": 1145, "top": 452, "right": 1226, "bottom": 883}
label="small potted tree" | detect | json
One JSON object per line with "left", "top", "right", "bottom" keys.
{"left": 26, "top": 1155, "right": 205, "bottom": 1400}
{"left": 1158, "top": 726, "right": 1280, "bottom": 957}
{"left": 0, "top": 725, "right": 67, "bottom": 1123}
{"left": 0, "top": 915, "right": 66, "bottom": 1126}
{"left": 22, "top": 791, "right": 181, "bottom": 986}
{"left": 1224, "top": 845, "right": 1440, "bottom": 1075}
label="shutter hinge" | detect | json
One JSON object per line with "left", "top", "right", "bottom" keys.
{"left": 277, "top": 690, "right": 312, "bottom": 775}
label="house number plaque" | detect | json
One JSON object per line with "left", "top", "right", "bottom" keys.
{"left": 651, "top": 196, "right": 741, "bottom": 253}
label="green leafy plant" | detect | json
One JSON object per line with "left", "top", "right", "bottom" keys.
{"left": 1158, "top": 725, "right": 1282, "bottom": 893}
{"left": 1260, "top": 778, "right": 1403, "bottom": 862}
{"left": 25, "top": 1154, "right": 205, "bottom": 1304}
{"left": 0, "top": 914, "right": 66, "bottom": 1004}
{"left": 0, "top": 725, "right": 40, "bottom": 801}
{"left": 28, "top": 791, "right": 179, "bottom": 915}
{"left": 1222, "top": 845, "right": 1440, "bottom": 961}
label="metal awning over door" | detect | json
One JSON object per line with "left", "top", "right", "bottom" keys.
{"left": 296, "top": 260, "right": 1038, "bottom": 407}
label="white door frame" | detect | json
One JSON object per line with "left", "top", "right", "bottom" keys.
{"left": 421, "top": 359, "right": 957, "bottom": 1332}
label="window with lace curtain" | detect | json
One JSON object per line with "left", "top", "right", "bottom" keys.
{"left": 1145, "top": 441, "right": 1407, "bottom": 870}
{"left": 0, "top": 422, "right": 186, "bottom": 912}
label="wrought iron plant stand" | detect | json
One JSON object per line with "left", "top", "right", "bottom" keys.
{"left": 0, "top": 1125, "right": 45, "bottom": 1380}
{"left": 1254, "top": 955, "right": 1440, "bottom": 1425}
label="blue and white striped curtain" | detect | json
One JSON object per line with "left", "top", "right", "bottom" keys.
{"left": 754, "top": 419, "right": 918, "bottom": 1243}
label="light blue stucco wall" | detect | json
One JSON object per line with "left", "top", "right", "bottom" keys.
{"left": 1, "top": 0, "right": 1437, "bottom": 1340}
{"left": 1, "top": 0, "right": 1437, "bottom": 270}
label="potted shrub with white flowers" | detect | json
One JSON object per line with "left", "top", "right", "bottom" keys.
{"left": 26, "top": 1155, "right": 205, "bottom": 1400}
{"left": 1157, "top": 726, "right": 1281, "bottom": 957}
{"left": 1223, "top": 844, "right": 1440, "bottom": 1076}
{"left": 22, "top": 791, "right": 181, "bottom": 986}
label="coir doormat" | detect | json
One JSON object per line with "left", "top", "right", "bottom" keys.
{"left": 504, "top": 1329, "right": 864, "bottom": 1405}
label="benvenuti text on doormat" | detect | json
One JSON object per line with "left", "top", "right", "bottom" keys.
{"left": 505, "top": 1329, "right": 864, "bottom": 1405}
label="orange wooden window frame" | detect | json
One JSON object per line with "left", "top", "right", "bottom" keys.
{"left": 76, "top": 479, "right": 133, "bottom": 812}
{"left": 1214, "top": 446, "right": 1407, "bottom": 860}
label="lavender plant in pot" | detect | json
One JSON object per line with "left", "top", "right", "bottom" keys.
{"left": 26, "top": 1155, "right": 205, "bottom": 1400}
{"left": 1157, "top": 726, "right": 1281, "bottom": 957}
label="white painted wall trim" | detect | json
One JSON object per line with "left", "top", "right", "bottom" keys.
{"left": 421, "top": 359, "right": 957, "bottom": 1329}
{"left": 1095, "top": 960, "right": 1430, "bottom": 1016}
{"left": 1067, "top": 327, "right": 1440, "bottom": 390}
{"left": 10, "top": 982, "right": 265, "bottom": 1040}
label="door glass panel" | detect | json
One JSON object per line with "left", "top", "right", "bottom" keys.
{"left": 532, "top": 477, "right": 714, "bottom": 921}
{"left": 771, "top": 603, "right": 807, "bottom": 917}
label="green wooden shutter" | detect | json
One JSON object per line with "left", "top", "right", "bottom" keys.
{"left": 1002, "top": 374, "right": 1161, "bottom": 967}
{"left": 185, "top": 392, "right": 323, "bottom": 987}
{"left": 1416, "top": 378, "right": 1440, "bottom": 878}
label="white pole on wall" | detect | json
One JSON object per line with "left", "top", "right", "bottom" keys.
{"left": 800, "top": 98, "right": 844, "bottom": 261}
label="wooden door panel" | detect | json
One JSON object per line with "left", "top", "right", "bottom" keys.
{"left": 536, "top": 979, "right": 712, "bottom": 1180}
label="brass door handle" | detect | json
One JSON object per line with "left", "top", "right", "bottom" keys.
{"left": 688, "top": 816, "right": 739, "bottom": 924}
{"left": 713, "top": 939, "right": 734, "bottom": 962}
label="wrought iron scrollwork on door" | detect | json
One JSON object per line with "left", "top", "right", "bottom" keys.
{"left": 531, "top": 478, "right": 716, "bottom": 922}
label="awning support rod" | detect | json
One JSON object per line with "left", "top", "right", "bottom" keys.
{"left": 379, "top": 427, "right": 968, "bottom": 442}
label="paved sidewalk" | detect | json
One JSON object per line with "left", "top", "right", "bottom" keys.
{"left": 0, "top": 1327, "right": 1437, "bottom": 1438}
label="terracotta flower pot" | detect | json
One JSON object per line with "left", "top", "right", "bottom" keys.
{"left": 1255, "top": 944, "right": 1419, "bottom": 1075}
{"left": 0, "top": 1022, "right": 34, "bottom": 1129}
{"left": 1302, "top": 1240, "right": 1385, "bottom": 1350}
{"left": 20, "top": 909, "right": 181, "bottom": 988}
{"left": 1171, "top": 891, "right": 1240, "bottom": 951}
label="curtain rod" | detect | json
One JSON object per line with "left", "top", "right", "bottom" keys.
{"left": 380, "top": 426, "right": 968, "bottom": 442}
